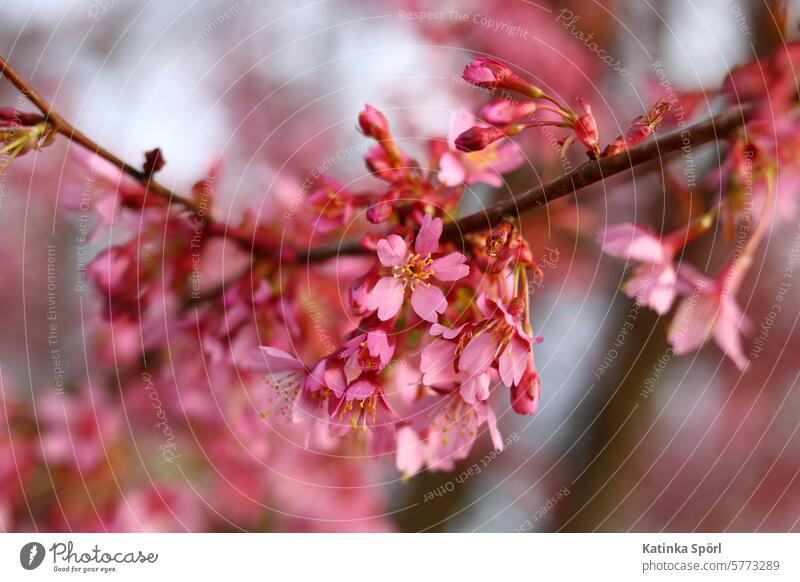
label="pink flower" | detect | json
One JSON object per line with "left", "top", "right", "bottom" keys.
{"left": 668, "top": 264, "right": 751, "bottom": 371}
{"left": 599, "top": 223, "right": 684, "bottom": 314}
{"left": 396, "top": 387, "right": 503, "bottom": 475}
{"left": 328, "top": 376, "right": 396, "bottom": 454}
{"left": 440, "top": 110, "right": 524, "bottom": 187}
{"left": 307, "top": 176, "right": 355, "bottom": 232}
{"left": 458, "top": 296, "right": 539, "bottom": 389}
{"left": 250, "top": 346, "right": 321, "bottom": 425}
{"left": 367, "top": 214, "right": 469, "bottom": 322}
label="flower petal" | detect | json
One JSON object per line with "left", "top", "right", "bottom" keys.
{"left": 367, "top": 329, "right": 394, "bottom": 364}
{"left": 367, "top": 277, "right": 405, "bottom": 321}
{"left": 324, "top": 365, "right": 348, "bottom": 397}
{"left": 250, "top": 346, "right": 304, "bottom": 374}
{"left": 460, "top": 373, "right": 490, "bottom": 404}
{"left": 415, "top": 214, "right": 442, "bottom": 256}
{"left": 410, "top": 284, "right": 447, "bottom": 323}
{"left": 712, "top": 295, "right": 750, "bottom": 371}
{"left": 347, "top": 379, "right": 377, "bottom": 401}
{"left": 421, "top": 339, "right": 458, "bottom": 385}
{"left": 499, "top": 336, "right": 530, "bottom": 387}
{"left": 459, "top": 332, "right": 495, "bottom": 378}
{"left": 376, "top": 234, "right": 408, "bottom": 266}
{"left": 438, "top": 152, "right": 466, "bottom": 186}
{"left": 599, "top": 223, "right": 668, "bottom": 263}
{"left": 431, "top": 252, "right": 469, "bottom": 281}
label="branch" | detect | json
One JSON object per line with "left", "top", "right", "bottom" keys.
{"left": 301, "top": 105, "right": 753, "bottom": 261}
{"left": 1, "top": 54, "right": 752, "bottom": 267}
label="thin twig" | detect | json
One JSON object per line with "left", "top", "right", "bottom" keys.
{"left": 0, "top": 55, "right": 752, "bottom": 267}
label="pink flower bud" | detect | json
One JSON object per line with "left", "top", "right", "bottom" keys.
{"left": 462, "top": 58, "right": 541, "bottom": 97}
{"left": 511, "top": 367, "right": 540, "bottom": 415}
{"left": 573, "top": 98, "right": 599, "bottom": 157}
{"left": 0, "top": 107, "right": 43, "bottom": 126}
{"left": 601, "top": 99, "right": 670, "bottom": 157}
{"left": 358, "top": 104, "right": 390, "bottom": 141}
{"left": 366, "top": 197, "right": 393, "bottom": 223}
{"left": 455, "top": 126, "right": 505, "bottom": 152}
{"left": 479, "top": 99, "right": 538, "bottom": 125}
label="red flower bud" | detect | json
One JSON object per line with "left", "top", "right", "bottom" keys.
{"left": 455, "top": 125, "right": 516, "bottom": 152}
{"left": 462, "top": 58, "right": 541, "bottom": 97}
{"left": 511, "top": 366, "right": 540, "bottom": 415}
{"left": 573, "top": 98, "right": 599, "bottom": 157}
{"left": 366, "top": 197, "right": 393, "bottom": 223}
{"left": 0, "top": 107, "right": 44, "bottom": 127}
{"left": 358, "top": 104, "right": 390, "bottom": 141}
{"left": 486, "top": 220, "right": 514, "bottom": 256}
{"left": 601, "top": 99, "right": 670, "bottom": 157}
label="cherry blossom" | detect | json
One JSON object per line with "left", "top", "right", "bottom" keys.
{"left": 367, "top": 214, "right": 469, "bottom": 322}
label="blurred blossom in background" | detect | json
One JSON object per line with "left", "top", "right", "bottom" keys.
{"left": 1, "top": 0, "right": 799, "bottom": 532}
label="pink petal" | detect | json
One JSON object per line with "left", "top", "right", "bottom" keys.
{"left": 487, "top": 141, "right": 525, "bottom": 174}
{"left": 415, "top": 214, "right": 442, "bottom": 256}
{"left": 459, "top": 332, "right": 496, "bottom": 378}
{"left": 464, "top": 168, "right": 502, "bottom": 188}
{"left": 498, "top": 336, "right": 530, "bottom": 387}
{"left": 421, "top": 339, "right": 458, "bottom": 385}
{"left": 395, "top": 427, "right": 426, "bottom": 476}
{"left": 304, "top": 359, "right": 327, "bottom": 392}
{"left": 367, "top": 330, "right": 394, "bottom": 364}
{"left": 668, "top": 292, "right": 718, "bottom": 355}
{"left": 475, "top": 400, "right": 504, "bottom": 451}
{"left": 438, "top": 152, "right": 466, "bottom": 186}
{"left": 292, "top": 388, "right": 320, "bottom": 423}
{"left": 376, "top": 234, "right": 408, "bottom": 266}
{"left": 324, "top": 365, "right": 348, "bottom": 397}
{"left": 448, "top": 109, "right": 479, "bottom": 147}
{"left": 367, "top": 277, "right": 405, "bottom": 321}
{"left": 410, "top": 284, "right": 447, "bottom": 323}
{"left": 431, "top": 252, "right": 469, "bottom": 281}
{"left": 712, "top": 296, "right": 750, "bottom": 371}
{"left": 599, "top": 223, "right": 668, "bottom": 263}
{"left": 624, "top": 263, "right": 677, "bottom": 315}
{"left": 430, "top": 322, "right": 468, "bottom": 339}
{"left": 250, "top": 346, "right": 304, "bottom": 374}
{"left": 459, "top": 373, "right": 490, "bottom": 404}
{"left": 347, "top": 379, "right": 376, "bottom": 401}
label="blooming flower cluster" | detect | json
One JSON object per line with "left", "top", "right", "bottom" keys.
{"left": 253, "top": 136, "right": 543, "bottom": 471}
{"left": 0, "top": 34, "right": 794, "bottom": 533}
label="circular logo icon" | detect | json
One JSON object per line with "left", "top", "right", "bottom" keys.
{"left": 20, "top": 542, "right": 46, "bottom": 570}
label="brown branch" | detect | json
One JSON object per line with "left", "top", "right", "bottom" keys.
{"left": 1, "top": 54, "right": 753, "bottom": 268}
{"left": 0, "top": 55, "right": 199, "bottom": 212}
{"left": 301, "top": 105, "right": 753, "bottom": 261}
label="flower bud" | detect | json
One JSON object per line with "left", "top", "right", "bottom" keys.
{"left": 455, "top": 125, "right": 522, "bottom": 152}
{"left": 358, "top": 104, "right": 390, "bottom": 141}
{"left": 462, "top": 58, "right": 542, "bottom": 97}
{"left": 0, "top": 107, "right": 42, "bottom": 126}
{"left": 366, "top": 197, "right": 393, "bottom": 223}
{"left": 486, "top": 220, "right": 514, "bottom": 256}
{"left": 511, "top": 366, "right": 540, "bottom": 415}
{"left": 573, "top": 98, "right": 599, "bottom": 157}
